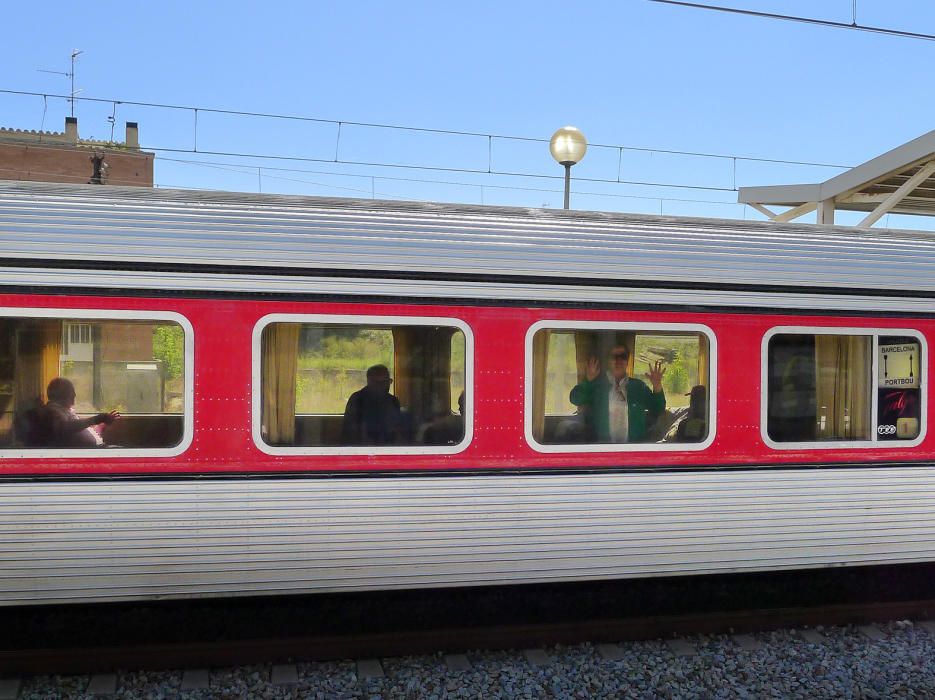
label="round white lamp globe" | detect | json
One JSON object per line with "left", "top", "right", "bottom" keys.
{"left": 549, "top": 126, "right": 588, "bottom": 166}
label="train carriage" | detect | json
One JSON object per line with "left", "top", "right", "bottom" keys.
{"left": 1, "top": 180, "right": 934, "bottom": 605}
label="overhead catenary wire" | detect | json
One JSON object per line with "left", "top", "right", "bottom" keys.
{"left": 0, "top": 163, "right": 751, "bottom": 221}
{"left": 0, "top": 157, "right": 746, "bottom": 210}
{"left": 161, "top": 156, "right": 746, "bottom": 209}
{"left": 152, "top": 145, "right": 742, "bottom": 193}
{"left": 1, "top": 142, "right": 918, "bottom": 225}
{"left": 0, "top": 87, "right": 856, "bottom": 201}
{"left": 0, "top": 87, "right": 865, "bottom": 214}
{"left": 647, "top": 0, "right": 935, "bottom": 42}
{"left": 0, "top": 88, "right": 851, "bottom": 170}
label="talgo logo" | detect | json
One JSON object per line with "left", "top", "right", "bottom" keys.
{"left": 877, "top": 424, "right": 897, "bottom": 435}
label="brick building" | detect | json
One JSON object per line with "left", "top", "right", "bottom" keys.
{"left": 0, "top": 117, "right": 153, "bottom": 186}
{"left": 0, "top": 118, "right": 158, "bottom": 425}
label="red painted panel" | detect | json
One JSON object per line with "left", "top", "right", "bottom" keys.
{"left": 0, "top": 292, "right": 931, "bottom": 475}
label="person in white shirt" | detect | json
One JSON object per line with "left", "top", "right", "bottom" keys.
{"left": 38, "top": 377, "right": 119, "bottom": 447}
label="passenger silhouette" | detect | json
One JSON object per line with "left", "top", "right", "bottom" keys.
{"left": 34, "top": 377, "right": 119, "bottom": 448}
{"left": 675, "top": 385, "right": 707, "bottom": 442}
{"left": 422, "top": 391, "right": 466, "bottom": 445}
{"left": 341, "top": 365, "right": 402, "bottom": 445}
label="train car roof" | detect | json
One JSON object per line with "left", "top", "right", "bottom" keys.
{"left": 1, "top": 179, "right": 934, "bottom": 295}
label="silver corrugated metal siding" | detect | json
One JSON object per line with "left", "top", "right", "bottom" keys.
{"left": 2, "top": 180, "right": 935, "bottom": 293}
{"left": 4, "top": 469, "right": 935, "bottom": 604}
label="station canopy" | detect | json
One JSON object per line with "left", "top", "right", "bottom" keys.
{"left": 738, "top": 129, "right": 935, "bottom": 227}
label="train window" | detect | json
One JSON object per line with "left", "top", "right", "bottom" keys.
{"left": 763, "top": 329, "right": 926, "bottom": 447}
{"left": 254, "top": 314, "right": 472, "bottom": 454}
{"left": 526, "top": 321, "right": 716, "bottom": 452}
{"left": 0, "top": 309, "right": 193, "bottom": 456}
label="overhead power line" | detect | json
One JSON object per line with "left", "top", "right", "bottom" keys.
{"left": 0, "top": 87, "right": 857, "bottom": 203}
{"left": 0, "top": 88, "right": 850, "bottom": 170}
{"left": 161, "top": 155, "right": 745, "bottom": 211}
{"left": 152, "top": 145, "right": 741, "bottom": 193}
{"left": 647, "top": 0, "right": 935, "bottom": 42}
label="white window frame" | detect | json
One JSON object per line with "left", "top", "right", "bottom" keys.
{"left": 525, "top": 320, "right": 717, "bottom": 454}
{"left": 761, "top": 326, "right": 927, "bottom": 450}
{"left": 252, "top": 313, "right": 474, "bottom": 456}
{"left": 0, "top": 307, "right": 194, "bottom": 459}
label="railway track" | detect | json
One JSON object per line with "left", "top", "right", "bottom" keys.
{"left": 4, "top": 563, "right": 935, "bottom": 676}
{"left": 3, "top": 599, "right": 935, "bottom": 677}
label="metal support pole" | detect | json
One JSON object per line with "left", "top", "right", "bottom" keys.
{"left": 563, "top": 163, "right": 571, "bottom": 209}
{"left": 817, "top": 199, "right": 835, "bottom": 225}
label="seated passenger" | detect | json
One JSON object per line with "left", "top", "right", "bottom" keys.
{"left": 36, "top": 377, "right": 119, "bottom": 448}
{"left": 13, "top": 396, "right": 46, "bottom": 447}
{"left": 569, "top": 345, "right": 666, "bottom": 443}
{"left": 675, "top": 385, "right": 707, "bottom": 442}
{"left": 341, "top": 365, "right": 403, "bottom": 445}
{"left": 422, "top": 391, "right": 465, "bottom": 445}
{"left": 646, "top": 406, "right": 684, "bottom": 443}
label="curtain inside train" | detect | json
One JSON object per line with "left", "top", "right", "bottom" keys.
{"left": 40, "top": 321, "right": 61, "bottom": 397}
{"left": 392, "top": 327, "right": 454, "bottom": 429}
{"left": 697, "top": 334, "right": 709, "bottom": 388}
{"left": 531, "top": 329, "right": 550, "bottom": 440}
{"left": 14, "top": 319, "right": 62, "bottom": 411}
{"left": 262, "top": 323, "right": 299, "bottom": 445}
{"left": 815, "top": 335, "right": 871, "bottom": 440}
{"left": 573, "top": 331, "right": 598, "bottom": 381}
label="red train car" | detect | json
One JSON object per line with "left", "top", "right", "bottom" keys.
{"left": 0, "top": 181, "right": 932, "bottom": 605}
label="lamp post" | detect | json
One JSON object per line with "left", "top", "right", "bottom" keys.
{"left": 549, "top": 126, "right": 588, "bottom": 209}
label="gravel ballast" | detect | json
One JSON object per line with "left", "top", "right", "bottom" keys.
{"left": 12, "top": 619, "right": 935, "bottom": 699}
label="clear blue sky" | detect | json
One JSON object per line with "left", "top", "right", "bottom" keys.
{"left": 3, "top": 0, "right": 935, "bottom": 228}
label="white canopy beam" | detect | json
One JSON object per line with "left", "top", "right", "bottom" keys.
{"left": 748, "top": 202, "right": 778, "bottom": 219}
{"left": 837, "top": 192, "right": 889, "bottom": 205}
{"left": 857, "top": 159, "right": 935, "bottom": 228}
{"left": 737, "top": 128, "right": 935, "bottom": 227}
{"left": 773, "top": 201, "right": 817, "bottom": 223}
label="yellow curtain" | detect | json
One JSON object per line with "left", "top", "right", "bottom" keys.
{"left": 696, "top": 334, "right": 709, "bottom": 388}
{"left": 532, "top": 329, "right": 549, "bottom": 441}
{"left": 574, "top": 331, "right": 599, "bottom": 382}
{"left": 815, "top": 335, "right": 870, "bottom": 440}
{"left": 39, "top": 321, "right": 61, "bottom": 395}
{"left": 14, "top": 320, "right": 61, "bottom": 410}
{"left": 262, "top": 323, "right": 299, "bottom": 445}
{"left": 392, "top": 327, "right": 454, "bottom": 427}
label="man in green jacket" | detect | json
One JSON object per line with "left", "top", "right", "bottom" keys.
{"left": 569, "top": 344, "right": 666, "bottom": 443}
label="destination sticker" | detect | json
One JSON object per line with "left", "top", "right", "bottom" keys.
{"left": 878, "top": 343, "right": 920, "bottom": 389}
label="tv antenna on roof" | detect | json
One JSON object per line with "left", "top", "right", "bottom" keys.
{"left": 37, "top": 49, "right": 83, "bottom": 117}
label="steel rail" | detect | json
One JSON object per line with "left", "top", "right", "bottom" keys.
{"left": 3, "top": 598, "right": 934, "bottom": 675}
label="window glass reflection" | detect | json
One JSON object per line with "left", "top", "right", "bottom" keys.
{"left": 0, "top": 317, "right": 185, "bottom": 449}
{"left": 261, "top": 322, "right": 467, "bottom": 448}
{"left": 767, "top": 332, "right": 924, "bottom": 444}
{"left": 531, "top": 328, "right": 711, "bottom": 446}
